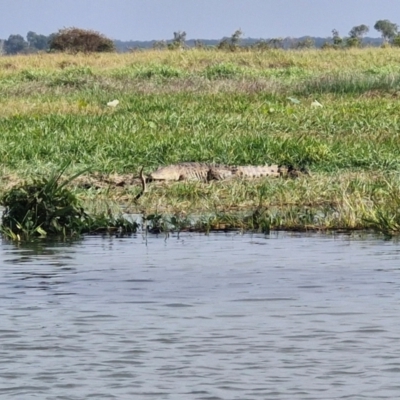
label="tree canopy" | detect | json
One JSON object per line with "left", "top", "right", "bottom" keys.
{"left": 349, "top": 24, "right": 369, "bottom": 39}
{"left": 49, "top": 28, "right": 115, "bottom": 53}
{"left": 27, "top": 31, "right": 49, "bottom": 51}
{"left": 4, "top": 34, "right": 28, "bottom": 54}
{"left": 374, "top": 19, "right": 398, "bottom": 41}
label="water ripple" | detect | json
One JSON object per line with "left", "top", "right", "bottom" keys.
{"left": 0, "top": 233, "right": 399, "bottom": 399}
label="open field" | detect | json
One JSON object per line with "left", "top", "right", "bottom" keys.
{"left": 1, "top": 48, "right": 400, "bottom": 234}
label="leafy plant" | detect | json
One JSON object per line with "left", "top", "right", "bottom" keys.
{"left": 363, "top": 183, "right": 400, "bottom": 237}
{"left": 1, "top": 161, "right": 89, "bottom": 239}
{"left": 0, "top": 161, "right": 137, "bottom": 240}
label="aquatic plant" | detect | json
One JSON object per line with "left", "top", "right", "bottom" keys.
{"left": 363, "top": 182, "right": 400, "bottom": 238}
{"left": 0, "top": 162, "right": 137, "bottom": 240}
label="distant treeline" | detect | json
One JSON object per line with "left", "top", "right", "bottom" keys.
{"left": 1, "top": 19, "right": 399, "bottom": 55}
{"left": 114, "top": 36, "right": 384, "bottom": 52}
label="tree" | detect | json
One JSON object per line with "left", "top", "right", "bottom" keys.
{"left": 49, "top": 28, "right": 115, "bottom": 53}
{"left": 152, "top": 40, "right": 167, "bottom": 50}
{"left": 27, "top": 31, "right": 50, "bottom": 51}
{"left": 332, "top": 29, "right": 343, "bottom": 46}
{"left": 4, "top": 34, "right": 28, "bottom": 54}
{"left": 374, "top": 19, "right": 398, "bottom": 42}
{"left": 349, "top": 24, "right": 369, "bottom": 39}
{"left": 268, "top": 37, "right": 284, "bottom": 49}
{"left": 217, "top": 38, "right": 230, "bottom": 50}
{"left": 321, "top": 29, "right": 343, "bottom": 50}
{"left": 230, "top": 29, "right": 243, "bottom": 47}
{"left": 346, "top": 25, "right": 369, "bottom": 47}
{"left": 193, "top": 39, "right": 205, "bottom": 49}
{"left": 252, "top": 39, "right": 271, "bottom": 51}
{"left": 217, "top": 29, "right": 244, "bottom": 51}
{"left": 169, "top": 31, "right": 186, "bottom": 49}
{"left": 294, "top": 37, "right": 315, "bottom": 49}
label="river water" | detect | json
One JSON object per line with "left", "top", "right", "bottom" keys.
{"left": 0, "top": 232, "right": 400, "bottom": 399}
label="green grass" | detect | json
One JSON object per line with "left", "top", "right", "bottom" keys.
{"left": 1, "top": 48, "right": 400, "bottom": 235}
{"left": 0, "top": 161, "right": 138, "bottom": 241}
{"left": 1, "top": 93, "right": 399, "bottom": 173}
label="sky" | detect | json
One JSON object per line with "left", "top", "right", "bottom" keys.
{"left": 1, "top": 0, "right": 399, "bottom": 41}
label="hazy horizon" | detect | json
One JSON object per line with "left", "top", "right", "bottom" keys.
{"left": 1, "top": 0, "right": 399, "bottom": 41}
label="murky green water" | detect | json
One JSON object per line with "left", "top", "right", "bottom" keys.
{"left": 1, "top": 232, "right": 400, "bottom": 399}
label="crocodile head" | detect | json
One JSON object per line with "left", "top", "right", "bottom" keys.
{"left": 149, "top": 166, "right": 183, "bottom": 181}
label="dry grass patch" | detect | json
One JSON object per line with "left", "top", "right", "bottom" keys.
{"left": 1, "top": 48, "right": 400, "bottom": 75}
{"left": 0, "top": 98, "right": 106, "bottom": 117}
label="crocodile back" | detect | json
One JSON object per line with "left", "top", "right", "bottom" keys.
{"left": 234, "top": 165, "right": 281, "bottom": 178}
{"left": 207, "top": 165, "right": 236, "bottom": 180}
{"left": 148, "top": 163, "right": 302, "bottom": 181}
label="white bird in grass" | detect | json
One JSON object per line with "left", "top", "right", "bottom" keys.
{"left": 107, "top": 99, "right": 119, "bottom": 107}
{"left": 311, "top": 100, "right": 323, "bottom": 108}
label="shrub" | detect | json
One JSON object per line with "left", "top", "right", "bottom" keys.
{"left": 49, "top": 27, "right": 115, "bottom": 53}
{"left": 346, "top": 37, "right": 362, "bottom": 48}
{"left": 1, "top": 164, "right": 90, "bottom": 239}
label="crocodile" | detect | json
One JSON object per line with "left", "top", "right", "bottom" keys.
{"left": 149, "top": 162, "right": 214, "bottom": 182}
{"left": 135, "top": 163, "right": 306, "bottom": 200}
{"left": 148, "top": 162, "right": 289, "bottom": 182}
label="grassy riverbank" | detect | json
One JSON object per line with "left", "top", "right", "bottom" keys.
{"left": 1, "top": 48, "right": 400, "bottom": 234}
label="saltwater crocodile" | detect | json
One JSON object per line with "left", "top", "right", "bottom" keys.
{"left": 148, "top": 162, "right": 290, "bottom": 182}
{"left": 134, "top": 162, "right": 305, "bottom": 199}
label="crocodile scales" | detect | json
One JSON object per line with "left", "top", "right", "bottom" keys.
{"left": 134, "top": 163, "right": 306, "bottom": 200}
{"left": 148, "top": 162, "right": 292, "bottom": 182}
